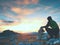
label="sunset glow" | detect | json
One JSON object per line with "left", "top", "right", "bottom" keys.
{"left": 0, "top": 0, "right": 60, "bottom": 33}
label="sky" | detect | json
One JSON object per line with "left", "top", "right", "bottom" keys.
{"left": 0, "top": 0, "right": 60, "bottom": 33}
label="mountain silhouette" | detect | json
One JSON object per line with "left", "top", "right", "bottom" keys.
{"left": 0, "top": 30, "right": 17, "bottom": 37}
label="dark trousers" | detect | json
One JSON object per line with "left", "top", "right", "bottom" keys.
{"left": 45, "top": 27, "right": 59, "bottom": 38}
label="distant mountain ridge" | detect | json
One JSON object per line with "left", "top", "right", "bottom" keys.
{"left": 0, "top": 30, "right": 19, "bottom": 37}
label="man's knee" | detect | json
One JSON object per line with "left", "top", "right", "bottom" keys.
{"left": 45, "top": 28, "right": 53, "bottom": 36}
{"left": 45, "top": 28, "right": 51, "bottom": 32}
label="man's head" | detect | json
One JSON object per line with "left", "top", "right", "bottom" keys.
{"left": 47, "top": 16, "right": 52, "bottom": 21}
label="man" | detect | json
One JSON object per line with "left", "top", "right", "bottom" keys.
{"left": 42, "top": 16, "right": 59, "bottom": 39}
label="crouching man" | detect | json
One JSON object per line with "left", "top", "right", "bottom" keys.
{"left": 41, "top": 16, "right": 59, "bottom": 39}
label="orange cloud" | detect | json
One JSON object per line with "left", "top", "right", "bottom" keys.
{"left": 11, "top": 7, "right": 22, "bottom": 14}
{"left": 22, "top": 9, "right": 34, "bottom": 15}
{"left": 24, "top": 0, "right": 30, "bottom": 4}
{"left": 11, "top": 7, "right": 34, "bottom": 15}
{"left": 0, "top": 20, "right": 3, "bottom": 22}
{"left": 15, "top": 0, "right": 39, "bottom": 5}
{"left": 24, "top": 0, "right": 38, "bottom": 4}
{"left": 32, "top": 0, "right": 39, "bottom": 4}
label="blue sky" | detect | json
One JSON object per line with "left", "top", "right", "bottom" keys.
{"left": 0, "top": 0, "right": 60, "bottom": 33}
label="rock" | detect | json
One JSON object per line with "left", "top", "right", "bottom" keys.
{"left": 18, "top": 42, "right": 25, "bottom": 45}
{"left": 46, "top": 38, "right": 60, "bottom": 45}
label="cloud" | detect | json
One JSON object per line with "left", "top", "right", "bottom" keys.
{"left": 48, "top": 9, "right": 60, "bottom": 15}
{"left": 0, "top": 19, "right": 19, "bottom": 32}
{"left": 11, "top": 7, "right": 35, "bottom": 15}
{"left": 0, "top": 0, "right": 39, "bottom": 7}
{"left": 8, "top": 6, "right": 42, "bottom": 21}
{"left": 2, "top": 21, "right": 14, "bottom": 23}
{"left": 0, "top": 0, "right": 39, "bottom": 15}
{"left": 5, "top": 12, "right": 24, "bottom": 21}
{"left": 11, "top": 7, "right": 21, "bottom": 14}
{"left": 44, "top": 6, "right": 53, "bottom": 10}
{"left": 37, "top": 5, "right": 60, "bottom": 16}
{"left": 15, "top": 0, "right": 39, "bottom": 5}
{"left": 0, "top": 19, "right": 20, "bottom": 26}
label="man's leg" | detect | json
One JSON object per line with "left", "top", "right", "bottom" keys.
{"left": 55, "top": 34, "right": 59, "bottom": 38}
{"left": 45, "top": 27, "right": 54, "bottom": 39}
{"left": 54, "top": 29, "right": 59, "bottom": 38}
{"left": 51, "top": 28, "right": 59, "bottom": 38}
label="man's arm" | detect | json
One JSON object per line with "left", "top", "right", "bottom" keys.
{"left": 41, "top": 22, "right": 49, "bottom": 28}
{"left": 45, "top": 22, "right": 49, "bottom": 28}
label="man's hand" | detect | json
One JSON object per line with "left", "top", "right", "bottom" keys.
{"left": 41, "top": 26, "right": 45, "bottom": 28}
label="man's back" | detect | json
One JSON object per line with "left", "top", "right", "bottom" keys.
{"left": 49, "top": 20, "right": 59, "bottom": 29}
